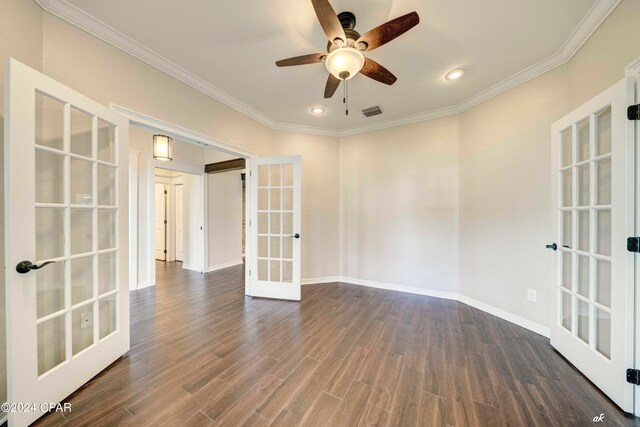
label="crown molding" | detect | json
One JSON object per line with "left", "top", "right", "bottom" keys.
{"left": 35, "top": 0, "right": 620, "bottom": 138}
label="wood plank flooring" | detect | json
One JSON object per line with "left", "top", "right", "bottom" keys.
{"left": 32, "top": 261, "right": 639, "bottom": 426}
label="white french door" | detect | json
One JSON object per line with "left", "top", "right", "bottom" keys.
{"left": 4, "top": 58, "right": 129, "bottom": 426}
{"left": 550, "top": 77, "right": 635, "bottom": 412}
{"left": 248, "top": 156, "right": 301, "bottom": 301}
{"left": 175, "top": 184, "right": 184, "bottom": 262}
{"left": 154, "top": 183, "right": 167, "bottom": 261}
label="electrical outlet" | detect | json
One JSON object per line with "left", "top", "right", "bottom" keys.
{"left": 80, "top": 312, "right": 93, "bottom": 329}
{"left": 527, "top": 289, "right": 537, "bottom": 303}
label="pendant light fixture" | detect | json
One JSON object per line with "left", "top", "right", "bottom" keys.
{"left": 153, "top": 134, "right": 173, "bottom": 162}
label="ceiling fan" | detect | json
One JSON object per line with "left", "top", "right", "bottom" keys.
{"left": 276, "top": 0, "right": 419, "bottom": 112}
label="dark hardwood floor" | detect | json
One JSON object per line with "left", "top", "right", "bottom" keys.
{"left": 33, "top": 261, "right": 639, "bottom": 426}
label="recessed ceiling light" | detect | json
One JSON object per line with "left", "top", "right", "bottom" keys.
{"left": 310, "top": 107, "right": 325, "bottom": 114}
{"left": 445, "top": 69, "right": 465, "bottom": 81}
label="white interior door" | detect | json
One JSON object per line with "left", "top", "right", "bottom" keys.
{"left": 154, "top": 183, "right": 166, "bottom": 261}
{"left": 248, "top": 156, "right": 301, "bottom": 301}
{"left": 4, "top": 58, "right": 129, "bottom": 426}
{"left": 550, "top": 77, "right": 635, "bottom": 412}
{"left": 175, "top": 184, "right": 184, "bottom": 262}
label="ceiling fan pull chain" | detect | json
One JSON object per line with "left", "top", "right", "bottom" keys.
{"left": 346, "top": 79, "right": 349, "bottom": 115}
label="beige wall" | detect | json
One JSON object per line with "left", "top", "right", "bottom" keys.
{"left": 339, "top": 117, "right": 460, "bottom": 292}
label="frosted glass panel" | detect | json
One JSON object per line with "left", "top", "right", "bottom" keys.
{"left": 98, "top": 165, "right": 116, "bottom": 206}
{"left": 595, "top": 260, "right": 611, "bottom": 308}
{"left": 270, "top": 164, "right": 282, "bottom": 187}
{"left": 258, "top": 189, "right": 268, "bottom": 210}
{"left": 258, "top": 236, "right": 268, "bottom": 258}
{"left": 71, "top": 256, "right": 94, "bottom": 305}
{"left": 596, "top": 210, "right": 611, "bottom": 256}
{"left": 577, "top": 256, "right": 589, "bottom": 297}
{"left": 283, "top": 188, "right": 293, "bottom": 211}
{"left": 270, "top": 189, "right": 281, "bottom": 210}
{"left": 577, "top": 300, "right": 589, "bottom": 344}
{"left": 270, "top": 260, "right": 281, "bottom": 282}
{"left": 98, "top": 209, "right": 116, "bottom": 250}
{"left": 577, "top": 165, "right": 589, "bottom": 206}
{"left": 258, "top": 259, "right": 268, "bottom": 281}
{"left": 270, "top": 236, "right": 281, "bottom": 258}
{"left": 282, "top": 164, "right": 293, "bottom": 186}
{"left": 98, "top": 252, "right": 117, "bottom": 295}
{"left": 36, "top": 150, "right": 64, "bottom": 204}
{"left": 562, "top": 252, "right": 572, "bottom": 290}
{"left": 270, "top": 212, "right": 281, "bottom": 234}
{"left": 561, "top": 127, "right": 572, "bottom": 167}
{"left": 99, "top": 295, "right": 117, "bottom": 339}
{"left": 97, "top": 119, "right": 116, "bottom": 163}
{"left": 283, "top": 213, "right": 293, "bottom": 235}
{"left": 596, "top": 107, "right": 611, "bottom": 156}
{"left": 562, "top": 211, "right": 572, "bottom": 247}
{"left": 258, "top": 165, "right": 269, "bottom": 186}
{"left": 70, "top": 159, "right": 93, "bottom": 205}
{"left": 70, "top": 209, "right": 93, "bottom": 255}
{"left": 596, "top": 309, "right": 611, "bottom": 359}
{"left": 596, "top": 158, "right": 611, "bottom": 205}
{"left": 562, "top": 170, "right": 572, "bottom": 207}
{"left": 72, "top": 304, "right": 94, "bottom": 355}
{"left": 561, "top": 291, "right": 572, "bottom": 331}
{"left": 576, "top": 119, "right": 590, "bottom": 162}
{"left": 283, "top": 238, "right": 293, "bottom": 260}
{"left": 258, "top": 213, "right": 268, "bottom": 234}
{"left": 36, "top": 208, "right": 65, "bottom": 261}
{"left": 577, "top": 211, "right": 589, "bottom": 252}
{"left": 70, "top": 107, "right": 93, "bottom": 158}
{"left": 38, "top": 315, "right": 66, "bottom": 375}
{"left": 35, "top": 92, "right": 64, "bottom": 150}
{"left": 283, "top": 261, "right": 293, "bottom": 283}
{"left": 36, "top": 260, "right": 65, "bottom": 318}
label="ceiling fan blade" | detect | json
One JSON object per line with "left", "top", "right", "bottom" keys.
{"left": 361, "top": 58, "right": 397, "bottom": 85}
{"left": 324, "top": 74, "right": 341, "bottom": 98}
{"left": 357, "top": 11, "right": 419, "bottom": 51}
{"left": 276, "top": 53, "right": 326, "bottom": 67}
{"left": 311, "top": 0, "right": 346, "bottom": 43}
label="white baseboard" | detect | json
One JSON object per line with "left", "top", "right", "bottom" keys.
{"left": 182, "top": 264, "right": 202, "bottom": 273}
{"left": 135, "top": 280, "right": 153, "bottom": 290}
{"left": 207, "top": 260, "right": 244, "bottom": 273}
{"left": 302, "top": 276, "right": 550, "bottom": 338}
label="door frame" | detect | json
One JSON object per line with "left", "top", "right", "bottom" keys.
{"left": 154, "top": 181, "right": 168, "bottom": 261}
{"left": 111, "top": 105, "right": 256, "bottom": 292}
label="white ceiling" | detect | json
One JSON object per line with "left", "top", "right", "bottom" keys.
{"left": 50, "top": 0, "right": 611, "bottom": 134}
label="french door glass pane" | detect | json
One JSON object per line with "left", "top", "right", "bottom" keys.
{"left": 562, "top": 211, "right": 572, "bottom": 247}
{"left": 258, "top": 259, "right": 268, "bottom": 281}
{"left": 258, "top": 165, "right": 269, "bottom": 186}
{"left": 595, "top": 260, "right": 611, "bottom": 308}
{"left": 70, "top": 158, "right": 93, "bottom": 205}
{"left": 35, "top": 92, "right": 64, "bottom": 150}
{"left": 577, "top": 299, "right": 589, "bottom": 344}
{"left": 258, "top": 189, "right": 268, "bottom": 210}
{"left": 596, "top": 158, "right": 611, "bottom": 205}
{"left": 98, "top": 252, "right": 117, "bottom": 295}
{"left": 98, "top": 210, "right": 116, "bottom": 250}
{"left": 70, "top": 209, "right": 93, "bottom": 255}
{"left": 577, "top": 256, "right": 589, "bottom": 297}
{"left": 270, "top": 164, "right": 282, "bottom": 186}
{"left": 577, "top": 119, "right": 590, "bottom": 162}
{"left": 99, "top": 295, "right": 117, "bottom": 339}
{"left": 36, "top": 150, "right": 64, "bottom": 204}
{"left": 283, "top": 238, "right": 293, "bottom": 260}
{"left": 36, "top": 261, "right": 65, "bottom": 318}
{"left": 596, "top": 309, "right": 611, "bottom": 359}
{"left": 70, "top": 107, "right": 93, "bottom": 158}
{"left": 562, "top": 170, "right": 572, "bottom": 207}
{"left": 596, "top": 107, "right": 611, "bottom": 156}
{"left": 97, "top": 165, "right": 116, "bottom": 206}
{"left": 71, "top": 256, "right": 94, "bottom": 305}
{"left": 270, "top": 236, "right": 281, "bottom": 258}
{"left": 596, "top": 210, "right": 612, "bottom": 256}
{"left": 283, "top": 261, "right": 293, "bottom": 283}
{"left": 270, "top": 189, "right": 281, "bottom": 210}
{"left": 283, "top": 213, "right": 293, "bottom": 235}
{"left": 283, "top": 188, "right": 293, "bottom": 210}
{"left": 72, "top": 304, "right": 94, "bottom": 355}
{"left": 258, "top": 236, "right": 268, "bottom": 258}
{"left": 577, "top": 211, "right": 589, "bottom": 252}
{"left": 561, "top": 291, "right": 572, "bottom": 331}
{"left": 562, "top": 252, "right": 572, "bottom": 290}
{"left": 270, "top": 212, "right": 281, "bottom": 234}
{"left": 37, "top": 316, "right": 66, "bottom": 375}
{"left": 282, "top": 164, "right": 294, "bottom": 186}
{"left": 561, "top": 127, "right": 573, "bottom": 167}
{"left": 270, "top": 260, "right": 281, "bottom": 282}
{"left": 577, "top": 165, "right": 590, "bottom": 206}
{"left": 258, "top": 213, "right": 268, "bottom": 234}
{"left": 36, "top": 208, "right": 65, "bottom": 261}
{"left": 97, "top": 119, "right": 116, "bottom": 163}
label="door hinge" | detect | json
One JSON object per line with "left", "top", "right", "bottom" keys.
{"left": 627, "top": 369, "right": 640, "bottom": 385}
{"left": 164, "top": 249, "right": 167, "bottom": 254}
{"left": 164, "top": 190, "right": 168, "bottom": 194}
{"left": 628, "top": 104, "right": 640, "bottom": 121}
{"left": 627, "top": 237, "right": 640, "bottom": 253}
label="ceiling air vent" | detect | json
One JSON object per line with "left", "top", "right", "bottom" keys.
{"left": 362, "top": 106, "right": 383, "bottom": 118}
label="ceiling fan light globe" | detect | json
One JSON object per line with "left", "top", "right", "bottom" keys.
{"left": 325, "top": 47, "right": 365, "bottom": 80}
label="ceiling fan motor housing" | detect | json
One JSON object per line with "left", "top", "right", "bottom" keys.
{"left": 327, "top": 12, "right": 363, "bottom": 52}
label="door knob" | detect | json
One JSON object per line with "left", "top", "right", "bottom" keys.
{"left": 545, "top": 243, "right": 558, "bottom": 251}
{"left": 16, "top": 260, "right": 56, "bottom": 274}
{"left": 288, "top": 233, "right": 300, "bottom": 239}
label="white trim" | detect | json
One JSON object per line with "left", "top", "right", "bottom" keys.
{"left": 36, "top": 0, "right": 620, "bottom": 137}
{"left": 134, "top": 280, "right": 152, "bottom": 290}
{"left": 302, "top": 276, "right": 550, "bottom": 338}
{"left": 625, "top": 55, "right": 640, "bottom": 77}
{"left": 181, "top": 263, "right": 202, "bottom": 273}
{"left": 207, "top": 260, "right": 244, "bottom": 273}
